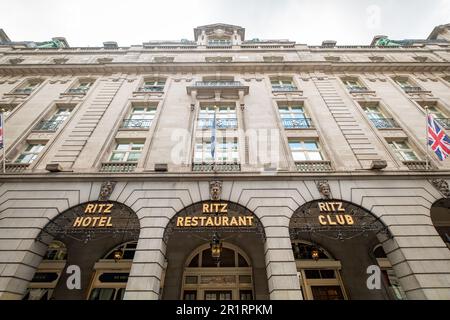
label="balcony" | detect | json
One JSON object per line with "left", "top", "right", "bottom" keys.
{"left": 192, "top": 162, "right": 241, "bottom": 172}
{"left": 402, "top": 86, "right": 430, "bottom": 94}
{"left": 11, "top": 88, "right": 33, "bottom": 95}
{"left": 121, "top": 119, "right": 151, "bottom": 129}
{"left": 197, "top": 118, "right": 237, "bottom": 129}
{"left": 347, "top": 86, "right": 374, "bottom": 94}
{"left": 66, "top": 87, "right": 89, "bottom": 94}
{"left": 282, "top": 118, "right": 313, "bottom": 129}
{"left": 272, "top": 86, "right": 299, "bottom": 92}
{"left": 100, "top": 162, "right": 137, "bottom": 173}
{"left": 135, "top": 86, "right": 165, "bottom": 93}
{"left": 369, "top": 118, "right": 400, "bottom": 129}
{"left": 186, "top": 81, "right": 249, "bottom": 95}
{"left": 403, "top": 160, "right": 431, "bottom": 171}
{"left": 32, "top": 120, "right": 64, "bottom": 132}
{"left": 295, "top": 161, "right": 333, "bottom": 172}
{"left": 5, "top": 163, "right": 30, "bottom": 173}
{"left": 435, "top": 118, "right": 450, "bottom": 129}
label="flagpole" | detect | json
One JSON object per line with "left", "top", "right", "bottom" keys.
{"left": 425, "top": 106, "right": 429, "bottom": 171}
{"left": 1, "top": 109, "right": 5, "bottom": 174}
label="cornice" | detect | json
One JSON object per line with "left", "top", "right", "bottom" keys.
{"left": 0, "top": 61, "right": 449, "bottom": 75}
{"left": 0, "top": 170, "right": 449, "bottom": 183}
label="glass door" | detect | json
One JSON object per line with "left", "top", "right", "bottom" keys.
{"left": 204, "top": 290, "right": 232, "bottom": 300}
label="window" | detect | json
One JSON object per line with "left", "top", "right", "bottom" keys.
{"left": 362, "top": 105, "right": 397, "bottom": 129}
{"left": 110, "top": 141, "right": 144, "bottom": 162}
{"left": 388, "top": 141, "right": 419, "bottom": 161}
{"left": 194, "top": 138, "right": 239, "bottom": 163}
{"left": 311, "top": 286, "right": 344, "bottom": 300}
{"left": 417, "top": 102, "right": 449, "bottom": 129}
{"left": 36, "top": 107, "right": 72, "bottom": 131}
{"left": 198, "top": 105, "right": 237, "bottom": 129}
{"left": 207, "top": 39, "right": 231, "bottom": 46}
{"left": 342, "top": 78, "right": 367, "bottom": 91}
{"left": 395, "top": 78, "right": 412, "bottom": 88}
{"left": 271, "top": 78, "right": 297, "bottom": 91}
{"left": 278, "top": 104, "right": 312, "bottom": 128}
{"left": 288, "top": 140, "right": 323, "bottom": 161}
{"left": 122, "top": 105, "right": 156, "bottom": 129}
{"left": 15, "top": 143, "right": 46, "bottom": 164}
{"left": 140, "top": 79, "right": 165, "bottom": 92}
{"left": 14, "top": 80, "right": 41, "bottom": 94}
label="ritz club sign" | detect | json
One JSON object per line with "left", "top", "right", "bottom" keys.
{"left": 72, "top": 203, "right": 114, "bottom": 228}
{"left": 317, "top": 201, "right": 354, "bottom": 226}
{"left": 176, "top": 202, "right": 254, "bottom": 228}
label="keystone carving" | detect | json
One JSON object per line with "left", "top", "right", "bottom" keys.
{"left": 210, "top": 180, "right": 223, "bottom": 201}
{"left": 430, "top": 179, "right": 450, "bottom": 198}
{"left": 98, "top": 181, "right": 117, "bottom": 201}
{"left": 317, "top": 180, "right": 332, "bottom": 199}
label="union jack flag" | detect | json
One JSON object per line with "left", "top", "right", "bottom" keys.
{"left": 428, "top": 114, "right": 450, "bottom": 161}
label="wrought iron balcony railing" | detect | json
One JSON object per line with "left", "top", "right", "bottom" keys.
{"left": 403, "top": 160, "right": 430, "bottom": 171}
{"left": 33, "top": 120, "right": 64, "bottom": 132}
{"left": 121, "top": 119, "right": 151, "bottom": 129}
{"left": 402, "top": 86, "right": 428, "bottom": 93}
{"left": 295, "top": 161, "right": 333, "bottom": 172}
{"left": 272, "top": 86, "right": 299, "bottom": 92}
{"left": 197, "top": 118, "right": 237, "bottom": 129}
{"left": 136, "top": 85, "right": 165, "bottom": 92}
{"left": 67, "top": 87, "right": 89, "bottom": 94}
{"left": 194, "top": 81, "right": 243, "bottom": 87}
{"left": 435, "top": 118, "right": 450, "bottom": 129}
{"left": 282, "top": 118, "right": 313, "bottom": 129}
{"left": 12, "top": 88, "right": 33, "bottom": 94}
{"left": 369, "top": 118, "right": 400, "bottom": 129}
{"left": 100, "top": 162, "right": 137, "bottom": 173}
{"left": 347, "top": 86, "right": 372, "bottom": 93}
{"left": 192, "top": 162, "right": 241, "bottom": 172}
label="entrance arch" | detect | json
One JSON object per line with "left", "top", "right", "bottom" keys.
{"left": 26, "top": 201, "right": 140, "bottom": 300}
{"left": 430, "top": 198, "right": 450, "bottom": 249}
{"left": 289, "top": 199, "right": 404, "bottom": 300}
{"left": 181, "top": 243, "right": 254, "bottom": 300}
{"left": 162, "top": 201, "right": 268, "bottom": 300}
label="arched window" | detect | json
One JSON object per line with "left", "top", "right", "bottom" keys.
{"left": 182, "top": 243, "right": 253, "bottom": 300}
{"left": 292, "top": 241, "right": 332, "bottom": 260}
{"left": 373, "top": 244, "right": 406, "bottom": 300}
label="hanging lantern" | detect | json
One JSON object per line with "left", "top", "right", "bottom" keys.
{"left": 210, "top": 233, "right": 222, "bottom": 259}
{"left": 311, "top": 247, "right": 320, "bottom": 261}
{"left": 113, "top": 249, "right": 124, "bottom": 262}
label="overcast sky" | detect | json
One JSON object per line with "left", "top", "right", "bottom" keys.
{"left": 1, "top": 0, "right": 449, "bottom": 46}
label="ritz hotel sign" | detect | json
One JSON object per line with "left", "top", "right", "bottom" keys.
{"left": 176, "top": 203, "right": 254, "bottom": 227}
{"left": 72, "top": 203, "right": 114, "bottom": 228}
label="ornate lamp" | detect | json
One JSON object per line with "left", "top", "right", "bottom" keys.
{"left": 113, "top": 248, "right": 124, "bottom": 262}
{"left": 210, "top": 232, "right": 222, "bottom": 259}
{"left": 311, "top": 247, "right": 320, "bottom": 261}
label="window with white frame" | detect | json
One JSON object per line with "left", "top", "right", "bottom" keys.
{"left": 288, "top": 139, "right": 323, "bottom": 161}
{"left": 35, "top": 107, "right": 72, "bottom": 131}
{"left": 123, "top": 105, "right": 156, "bottom": 128}
{"left": 194, "top": 138, "right": 239, "bottom": 163}
{"left": 388, "top": 140, "right": 419, "bottom": 161}
{"left": 15, "top": 143, "right": 46, "bottom": 164}
{"left": 198, "top": 105, "right": 237, "bottom": 129}
{"left": 109, "top": 141, "right": 144, "bottom": 162}
{"left": 14, "top": 80, "right": 41, "bottom": 94}
{"left": 342, "top": 78, "right": 366, "bottom": 90}
{"left": 394, "top": 78, "right": 414, "bottom": 89}
{"left": 140, "top": 79, "right": 165, "bottom": 92}
{"left": 278, "top": 104, "right": 312, "bottom": 128}
{"left": 271, "top": 78, "right": 297, "bottom": 91}
{"left": 361, "top": 104, "right": 397, "bottom": 129}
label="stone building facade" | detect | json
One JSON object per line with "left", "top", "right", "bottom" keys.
{"left": 0, "top": 23, "right": 449, "bottom": 300}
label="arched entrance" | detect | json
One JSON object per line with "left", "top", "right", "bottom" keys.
{"left": 289, "top": 199, "right": 405, "bottom": 300}
{"left": 25, "top": 201, "right": 140, "bottom": 300}
{"left": 430, "top": 198, "right": 450, "bottom": 249}
{"left": 181, "top": 243, "right": 254, "bottom": 300}
{"left": 162, "top": 201, "right": 268, "bottom": 300}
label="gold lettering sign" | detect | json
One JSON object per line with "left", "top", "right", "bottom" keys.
{"left": 176, "top": 202, "right": 254, "bottom": 228}
{"left": 317, "top": 201, "right": 354, "bottom": 226}
{"left": 72, "top": 203, "right": 114, "bottom": 228}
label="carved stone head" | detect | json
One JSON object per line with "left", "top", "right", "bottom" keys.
{"left": 210, "top": 180, "right": 222, "bottom": 201}
{"left": 317, "top": 181, "right": 331, "bottom": 199}
{"left": 431, "top": 179, "right": 450, "bottom": 198}
{"left": 98, "top": 181, "right": 117, "bottom": 201}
